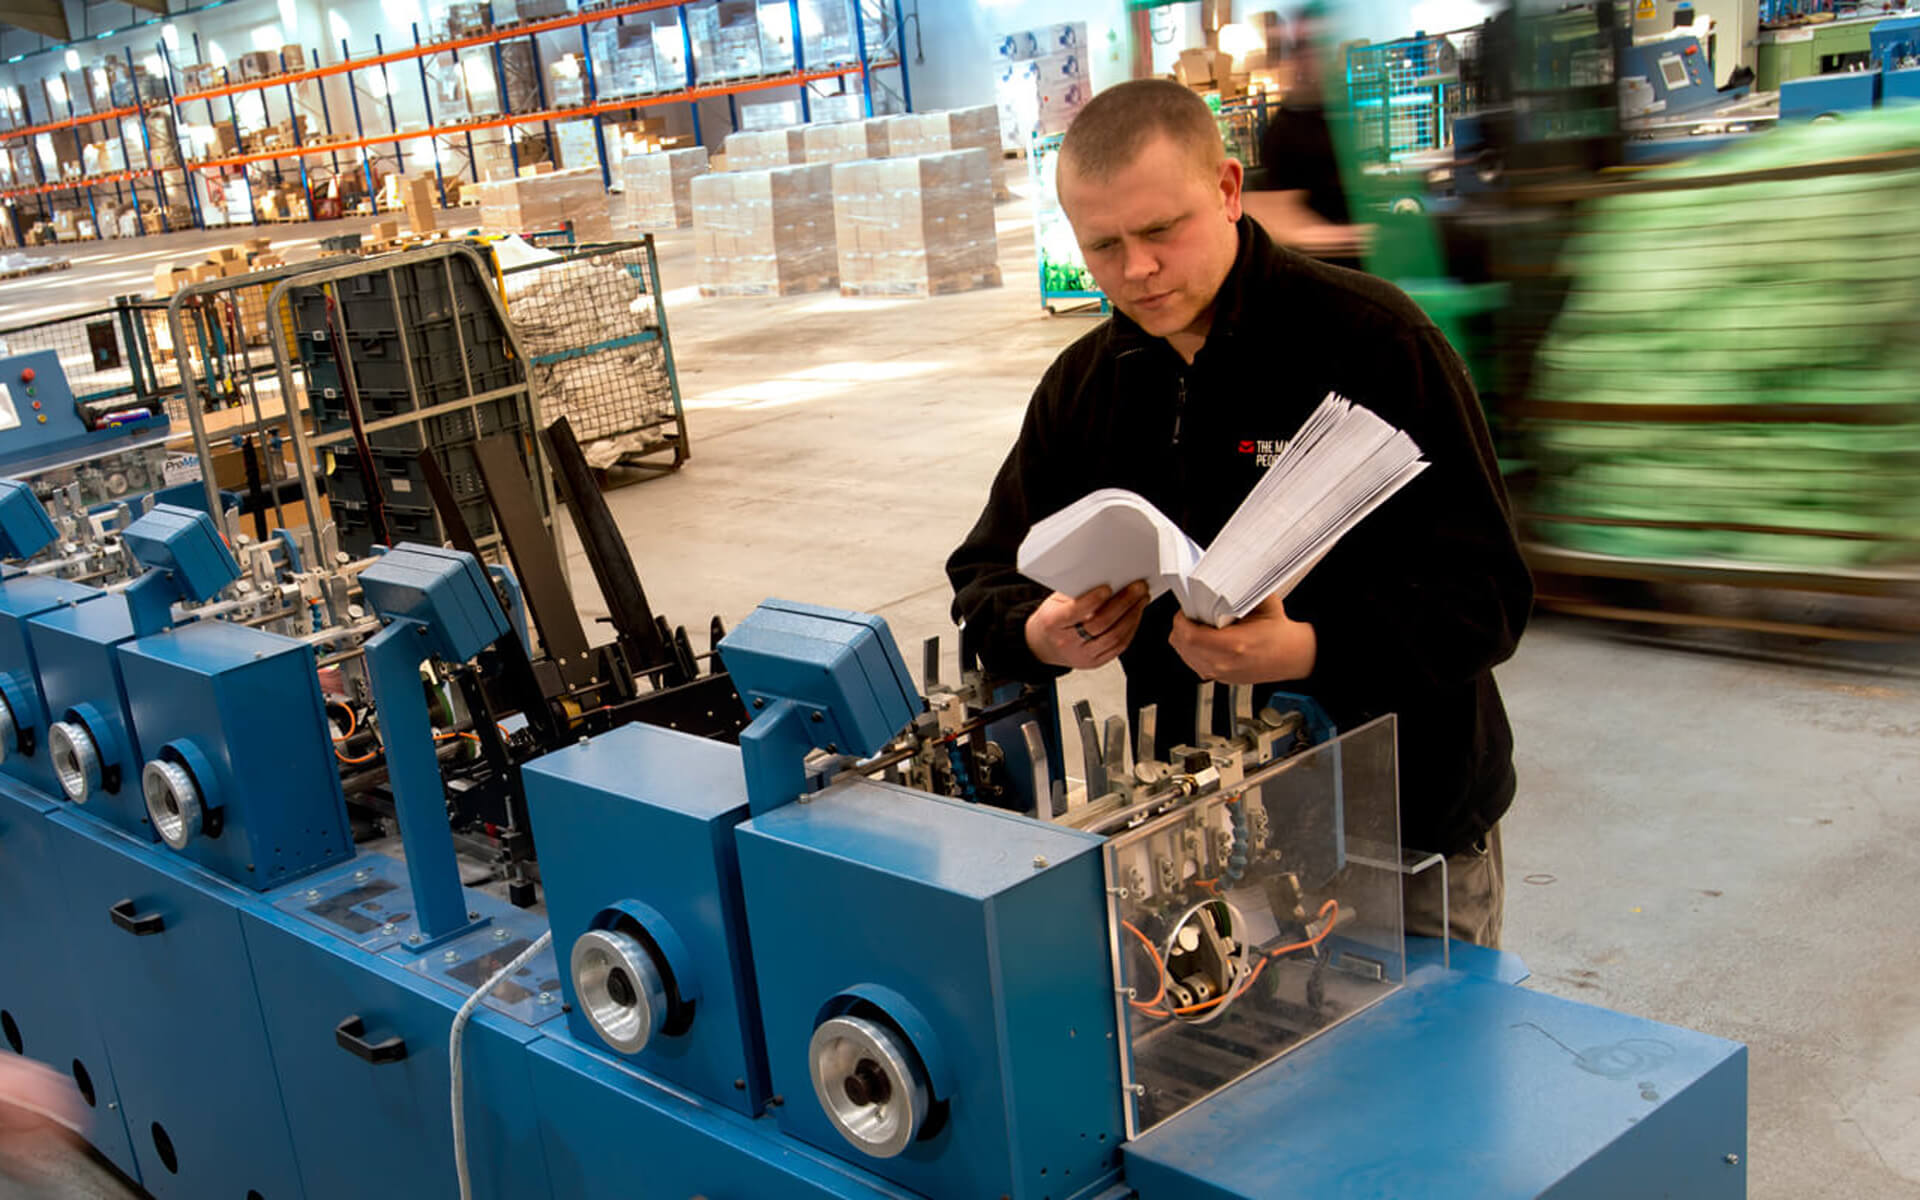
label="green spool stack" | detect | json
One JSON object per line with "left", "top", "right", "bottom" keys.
{"left": 1528, "top": 107, "right": 1920, "bottom": 570}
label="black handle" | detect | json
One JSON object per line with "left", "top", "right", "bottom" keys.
{"left": 334, "top": 1015, "right": 407, "bottom": 1065}
{"left": 109, "top": 898, "right": 163, "bottom": 936}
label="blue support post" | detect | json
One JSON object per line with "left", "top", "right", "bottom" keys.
{"left": 580, "top": 22, "right": 611, "bottom": 188}
{"left": 343, "top": 38, "right": 378, "bottom": 201}
{"left": 279, "top": 49, "right": 312, "bottom": 217}
{"left": 680, "top": 7, "right": 702, "bottom": 146}
{"left": 853, "top": 0, "right": 874, "bottom": 116}
{"left": 413, "top": 36, "right": 448, "bottom": 204}
{"left": 375, "top": 35, "right": 406, "bottom": 184}
{"left": 126, "top": 48, "right": 170, "bottom": 231}
{"left": 892, "top": 0, "right": 911, "bottom": 110}
{"left": 360, "top": 621, "right": 474, "bottom": 943}
{"left": 313, "top": 45, "right": 347, "bottom": 199}
{"left": 790, "top": 0, "right": 810, "bottom": 122}
{"left": 526, "top": 32, "right": 554, "bottom": 168}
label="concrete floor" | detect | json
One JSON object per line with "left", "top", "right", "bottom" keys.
{"left": 2, "top": 188, "right": 1917, "bottom": 1199}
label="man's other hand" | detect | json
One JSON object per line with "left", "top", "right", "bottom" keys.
{"left": 1026, "top": 582, "right": 1151, "bottom": 670}
{"left": 1169, "top": 593, "right": 1317, "bottom": 684}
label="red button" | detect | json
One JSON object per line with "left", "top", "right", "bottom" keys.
{"left": 30, "top": 401, "right": 39, "bottom": 410}
{"left": 18, "top": 368, "right": 33, "bottom": 383}
{"left": 1684, "top": 45, "right": 1697, "bottom": 54}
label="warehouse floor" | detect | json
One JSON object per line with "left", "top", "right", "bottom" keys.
{"left": 2, "top": 186, "right": 1917, "bottom": 1200}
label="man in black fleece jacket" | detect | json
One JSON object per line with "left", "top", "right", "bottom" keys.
{"left": 945, "top": 79, "right": 1532, "bottom": 946}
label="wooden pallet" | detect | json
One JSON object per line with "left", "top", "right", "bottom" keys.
{"left": 0, "top": 259, "right": 73, "bottom": 281}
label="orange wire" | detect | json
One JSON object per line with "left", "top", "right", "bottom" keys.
{"left": 334, "top": 746, "right": 377, "bottom": 764}
{"left": 1121, "top": 920, "right": 1169, "bottom": 1011}
{"left": 1140, "top": 898, "right": 1341, "bottom": 1019}
{"left": 328, "top": 701, "right": 357, "bottom": 742}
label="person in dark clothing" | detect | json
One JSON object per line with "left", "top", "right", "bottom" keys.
{"left": 945, "top": 78, "right": 1532, "bottom": 946}
{"left": 1242, "top": 6, "right": 1372, "bottom": 268}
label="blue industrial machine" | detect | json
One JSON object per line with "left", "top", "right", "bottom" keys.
{"left": 0, "top": 480, "right": 102, "bottom": 801}
{"left": 1777, "top": 16, "right": 1920, "bottom": 119}
{"left": 1621, "top": 30, "right": 1740, "bottom": 119}
{"left": 0, "top": 500, "right": 1752, "bottom": 1200}
{"left": 26, "top": 506, "right": 242, "bottom": 839}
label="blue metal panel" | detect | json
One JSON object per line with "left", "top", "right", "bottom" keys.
{"left": 0, "top": 352, "right": 169, "bottom": 479}
{"left": 1122, "top": 968, "right": 1747, "bottom": 1200}
{"left": 239, "top": 901, "right": 555, "bottom": 1200}
{"left": 384, "top": 906, "right": 568, "bottom": 1027}
{"left": 44, "top": 811, "right": 306, "bottom": 1199}
{"left": 0, "top": 479, "right": 57, "bottom": 560}
{"left": 270, "top": 852, "right": 423, "bottom": 954}
{"left": 359, "top": 544, "right": 508, "bottom": 665}
{"left": 1883, "top": 66, "right": 1920, "bottom": 104}
{"left": 27, "top": 594, "right": 149, "bottom": 836}
{"left": 116, "top": 621, "right": 351, "bottom": 890}
{"left": 736, "top": 777, "right": 1123, "bottom": 1199}
{"left": 120, "top": 505, "right": 240, "bottom": 604}
{"left": 0, "top": 784, "right": 140, "bottom": 1181}
{"left": 523, "top": 723, "right": 771, "bottom": 1114}
{"left": 1780, "top": 71, "right": 1881, "bottom": 120}
{"left": 529, "top": 1036, "right": 918, "bottom": 1200}
{"left": 0, "top": 575, "right": 103, "bottom": 799}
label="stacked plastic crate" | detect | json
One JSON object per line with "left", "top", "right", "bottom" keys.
{"left": 831, "top": 148, "right": 1001, "bottom": 297}
{"left": 290, "top": 260, "right": 533, "bottom": 556}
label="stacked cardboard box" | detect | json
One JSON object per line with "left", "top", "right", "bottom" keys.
{"left": 471, "top": 167, "right": 615, "bottom": 240}
{"left": 802, "top": 117, "right": 893, "bottom": 165}
{"left": 993, "top": 22, "right": 1090, "bottom": 146}
{"left": 621, "top": 147, "right": 709, "bottom": 229}
{"left": 884, "top": 106, "right": 1009, "bottom": 200}
{"left": 723, "top": 128, "right": 808, "bottom": 172}
{"left": 691, "top": 164, "right": 836, "bottom": 297}
{"left": 831, "top": 149, "right": 1001, "bottom": 298}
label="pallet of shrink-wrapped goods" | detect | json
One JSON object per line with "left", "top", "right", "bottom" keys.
{"left": 691, "top": 164, "right": 837, "bottom": 297}
{"left": 621, "top": 147, "right": 710, "bottom": 229}
{"left": 722, "top": 128, "right": 808, "bottom": 172}
{"left": 832, "top": 149, "right": 1002, "bottom": 298}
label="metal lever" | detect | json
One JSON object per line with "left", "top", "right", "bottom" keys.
{"left": 1072, "top": 700, "right": 1107, "bottom": 799}
{"left": 108, "top": 898, "right": 163, "bottom": 936}
{"left": 1136, "top": 703, "right": 1158, "bottom": 767}
{"left": 334, "top": 1015, "right": 407, "bottom": 1065}
{"left": 1102, "top": 715, "right": 1128, "bottom": 783}
{"left": 922, "top": 636, "right": 940, "bottom": 691}
{"left": 1021, "top": 719, "right": 1052, "bottom": 821}
{"left": 1195, "top": 682, "right": 1215, "bottom": 745}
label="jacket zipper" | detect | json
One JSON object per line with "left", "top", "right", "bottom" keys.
{"left": 1171, "top": 374, "right": 1187, "bottom": 448}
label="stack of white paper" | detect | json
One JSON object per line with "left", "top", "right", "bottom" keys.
{"left": 1017, "top": 394, "right": 1428, "bottom": 627}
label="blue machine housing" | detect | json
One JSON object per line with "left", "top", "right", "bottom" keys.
{"left": 0, "top": 575, "right": 103, "bottom": 799}
{"left": 45, "top": 809, "right": 307, "bottom": 1198}
{"left": 116, "top": 619, "right": 351, "bottom": 889}
{"left": 736, "top": 776, "right": 1126, "bottom": 1200}
{"left": 1122, "top": 966, "right": 1748, "bottom": 1199}
{"left": 0, "top": 781, "right": 140, "bottom": 1181}
{"left": 27, "top": 594, "right": 150, "bottom": 835}
{"left": 0, "top": 479, "right": 58, "bottom": 561}
{"left": 524, "top": 722, "right": 773, "bottom": 1116}
{"left": 240, "top": 867, "right": 563, "bottom": 1200}
{"left": 1781, "top": 70, "right": 1882, "bottom": 119}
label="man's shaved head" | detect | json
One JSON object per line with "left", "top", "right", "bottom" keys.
{"left": 1059, "top": 78, "right": 1225, "bottom": 182}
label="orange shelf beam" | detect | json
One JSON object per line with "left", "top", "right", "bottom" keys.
{"left": 184, "top": 61, "right": 893, "bottom": 173}
{"left": 172, "top": 0, "right": 688, "bottom": 105}
{"left": 0, "top": 167, "right": 162, "bottom": 199}
{"left": 0, "top": 104, "right": 144, "bottom": 144}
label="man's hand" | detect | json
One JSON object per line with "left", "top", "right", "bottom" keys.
{"left": 1026, "top": 582, "right": 1151, "bottom": 670}
{"left": 1169, "top": 593, "right": 1317, "bottom": 684}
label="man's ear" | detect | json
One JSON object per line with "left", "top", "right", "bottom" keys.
{"left": 1218, "top": 156, "right": 1246, "bottom": 222}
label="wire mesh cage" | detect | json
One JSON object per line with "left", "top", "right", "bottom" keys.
{"left": 497, "top": 235, "right": 689, "bottom": 473}
{"left": 1346, "top": 29, "right": 1478, "bottom": 163}
{"left": 1493, "top": 122, "right": 1920, "bottom": 638}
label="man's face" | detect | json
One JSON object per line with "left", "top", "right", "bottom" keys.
{"left": 1058, "top": 133, "right": 1244, "bottom": 349}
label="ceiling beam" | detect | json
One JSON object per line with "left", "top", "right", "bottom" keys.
{"left": 0, "top": 0, "right": 71, "bottom": 42}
